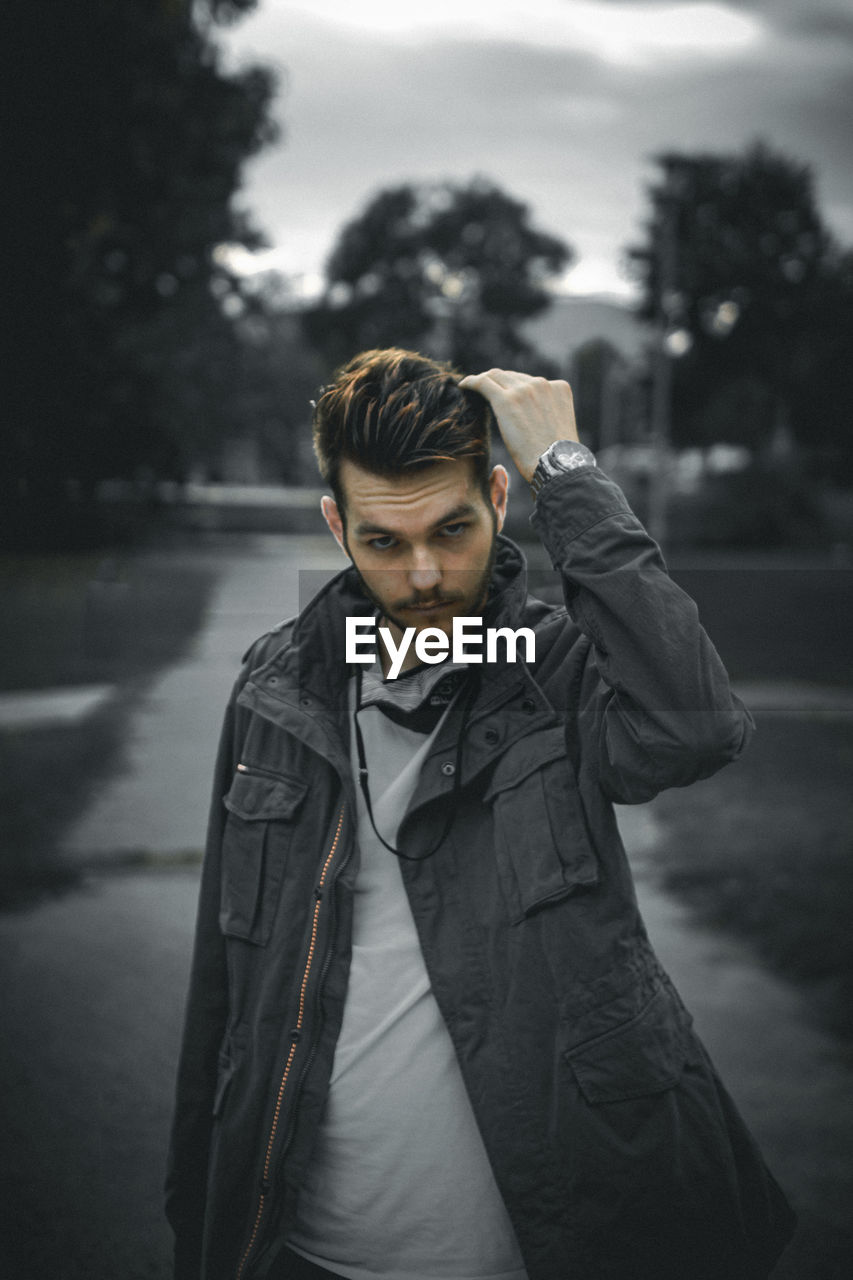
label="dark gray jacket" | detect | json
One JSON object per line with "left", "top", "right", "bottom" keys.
{"left": 166, "top": 467, "right": 795, "bottom": 1280}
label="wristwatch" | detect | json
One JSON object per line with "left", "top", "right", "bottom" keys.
{"left": 530, "top": 440, "right": 597, "bottom": 497}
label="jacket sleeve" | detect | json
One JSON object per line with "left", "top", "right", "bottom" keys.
{"left": 530, "top": 466, "right": 755, "bottom": 805}
{"left": 164, "top": 673, "right": 245, "bottom": 1280}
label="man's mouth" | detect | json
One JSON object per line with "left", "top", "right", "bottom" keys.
{"left": 404, "top": 601, "right": 450, "bottom": 616}
{"left": 400, "top": 599, "right": 459, "bottom": 614}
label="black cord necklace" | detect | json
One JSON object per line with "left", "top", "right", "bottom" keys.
{"left": 353, "top": 663, "right": 479, "bottom": 863}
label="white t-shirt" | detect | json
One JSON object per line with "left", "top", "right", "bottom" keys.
{"left": 286, "top": 670, "right": 527, "bottom": 1280}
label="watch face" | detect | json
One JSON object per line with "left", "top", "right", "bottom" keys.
{"left": 532, "top": 440, "right": 594, "bottom": 493}
{"left": 552, "top": 441, "right": 584, "bottom": 468}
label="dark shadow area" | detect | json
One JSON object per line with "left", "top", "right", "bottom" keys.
{"left": 668, "top": 563, "right": 853, "bottom": 685}
{"left": 0, "top": 538, "right": 218, "bottom": 907}
{"left": 0, "top": 706, "right": 122, "bottom": 908}
{"left": 530, "top": 557, "right": 853, "bottom": 685}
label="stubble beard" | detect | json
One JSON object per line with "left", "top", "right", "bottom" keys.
{"left": 345, "top": 515, "right": 499, "bottom": 643}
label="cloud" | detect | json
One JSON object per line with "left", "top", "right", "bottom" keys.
{"left": 557, "top": 0, "right": 853, "bottom": 47}
{"left": 280, "top": 0, "right": 765, "bottom": 66}
{"left": 223, "top": 0, "right": 853, "bottom": 294}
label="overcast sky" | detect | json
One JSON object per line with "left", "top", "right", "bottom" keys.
{"left": 221, "top": 0, "right": 853, "bottom": 300}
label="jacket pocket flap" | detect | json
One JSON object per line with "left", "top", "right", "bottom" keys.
{"left": 483, "top": 726, "right": 567, "bottom": 802}
{"left": 566, "top": 988, "right": 691, "bottom": 1103}
{"left": 224, "top": 771, "right": 307, "bottom": 822}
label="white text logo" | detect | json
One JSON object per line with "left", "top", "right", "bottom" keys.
{"left": 345, "top": 617, "right": 535, "bottom": 678}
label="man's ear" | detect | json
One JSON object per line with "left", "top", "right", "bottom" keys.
{"left": 489, "top": 465, "right": 509, "bottom": 533}
{"left": 321, "top": 495, "right": 347, "bottom": 555}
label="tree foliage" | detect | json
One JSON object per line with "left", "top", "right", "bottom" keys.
{"left": 7, "top": 0, "right": 278, "bottom": 531}
{"left": 627, "top": 143, "right": 853, "bottom": 473}
{"left": 303, "top": 178, "right": 572, "bottom": 373}
{"left": 569, "top": 339, "right": 630, "bottom": 453}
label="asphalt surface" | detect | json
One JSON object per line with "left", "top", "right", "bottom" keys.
{"left": 1, "top": 532, "right": 852, "bottom": 1279}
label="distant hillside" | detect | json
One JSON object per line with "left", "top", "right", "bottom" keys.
{"left": 522, "top": 294, "right": 647, "bottom": 369}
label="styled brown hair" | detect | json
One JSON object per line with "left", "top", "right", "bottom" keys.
{"left": 312, "top": 348, "right": 494, "bottom": 510}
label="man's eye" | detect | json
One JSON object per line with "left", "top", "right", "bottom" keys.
{"left": 440, "top": 523, "right": 469, "bottom": 538}
{"left": 367, "top": 535, "right": 397, "bottom": 551}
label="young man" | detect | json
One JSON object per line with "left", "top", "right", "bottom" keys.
{"left": 166, "top": 349, "right": 795, "bottom": 1280}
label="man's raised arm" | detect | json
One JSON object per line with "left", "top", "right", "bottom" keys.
{"left": 462, "top": 369, "right": 754, "bottom": 803}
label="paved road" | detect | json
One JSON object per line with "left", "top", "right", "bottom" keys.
{"left": 2, "top": 533, "right": 851, "bottom": 1278}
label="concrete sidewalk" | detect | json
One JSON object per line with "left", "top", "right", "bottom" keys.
{"left": 57, "top": 532, "right": 853, "bottom": 1273}
{"left": 60, "top": 534, "right": 345, "bottom": 861}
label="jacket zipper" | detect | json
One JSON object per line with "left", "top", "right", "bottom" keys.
{"left": 234, "top": 804, "right": 346, "bottom": 1280}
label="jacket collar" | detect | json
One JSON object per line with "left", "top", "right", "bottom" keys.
{"left": 236, "top": 533, "right": 556, "bottom": 785}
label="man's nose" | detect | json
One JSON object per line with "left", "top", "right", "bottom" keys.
{"left": 408, "top": 548, "right": 442, "bottom": 593}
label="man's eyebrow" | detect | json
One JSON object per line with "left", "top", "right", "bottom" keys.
{"left": 353, "top": 503, "right": 478, "bottom": 538}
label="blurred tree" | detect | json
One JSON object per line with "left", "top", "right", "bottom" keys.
{"left": 627, "top": 143, "right": 853, "bottom": 475}
{"left": 6, "top": 0, "right": 278, "bottom": 540}
{"left": 231, "top": 295, "right": 325, "bottom": 485}
{"left": 303, "top": 178, "right": 571, "bottom": 373}
{"left": 569, "top": 339, "right": 630, "bottom": 453}
{"left": 789, "top": 246, "right": 853, "bottom": 482}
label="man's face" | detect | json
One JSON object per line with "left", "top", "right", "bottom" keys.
{"left": 322, "top": 457, "right": 508, "bottom": 648}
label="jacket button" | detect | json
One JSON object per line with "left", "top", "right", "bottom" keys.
{"left": 522, "top": 698, "right": 536, "bottom": 714}
{"left": 484, "top": 727, "right": 499, "bottom": 744}
{"left": 441, "top": 762, "right": 456, "bottom": 777}
{"left": 300, "top": 696, "right": 312, "bottom": 707}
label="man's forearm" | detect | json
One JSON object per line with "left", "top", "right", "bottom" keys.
{"left": 531, "top": 466, "right": 754, "bottom": 802}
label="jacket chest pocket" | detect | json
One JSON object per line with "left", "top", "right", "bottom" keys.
{"left": 484, "top": 727, "right": 599, "bottom": 923}
{"left": 220, "top": 768, "right": 308, "bottom": 945}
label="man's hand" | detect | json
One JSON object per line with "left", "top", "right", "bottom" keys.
{"left": 459, "top": 369, "right": 580, "bottom": 484}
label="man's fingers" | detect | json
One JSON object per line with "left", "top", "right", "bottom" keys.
{"left": 458, "top": 369, "right": 579, "bottom": 483}
{"left": 461, "top": 369, "right": 518, "bottom": 393}
{"left": 461, "top": 370, "right": 565, "bottom": 403}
